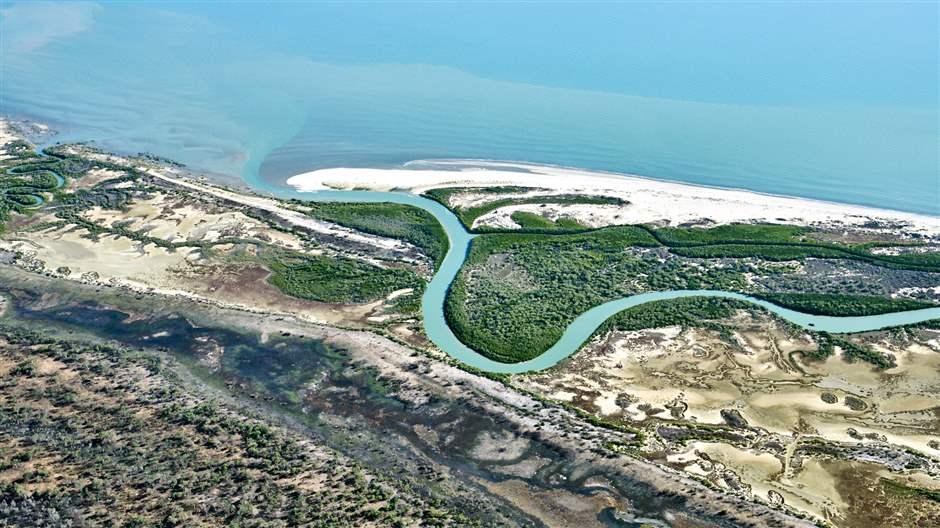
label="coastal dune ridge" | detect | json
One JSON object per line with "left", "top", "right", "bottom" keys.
{"left": 286, "top": 160, "right": 940, "bottom": 235}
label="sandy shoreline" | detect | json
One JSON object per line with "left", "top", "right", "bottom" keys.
{"left": 287, "top": 161, "right": 940, "bottom": 235}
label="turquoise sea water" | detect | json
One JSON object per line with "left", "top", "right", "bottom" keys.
{"left": 5, "top": 2, "right": 940, "bottom": 372}
{"left": 2, "top": 2, "right": 937, "bottom": 214}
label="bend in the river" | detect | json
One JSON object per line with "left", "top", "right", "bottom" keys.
{"left": 24, "top": 150, "right": 940, "bottom": 373}
{"left": 3, "top": 164, "right": 65, "bottom": 207}
{"left": 268, "top": 186, "right": 940, "bottom": 374}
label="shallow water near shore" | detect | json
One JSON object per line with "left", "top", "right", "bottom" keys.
{"left": 3, "top": 3, "right": 938, "bottom": 214}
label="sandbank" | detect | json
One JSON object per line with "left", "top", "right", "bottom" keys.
{"left": 287, "top": 161, "right": 940, "bottom": 235}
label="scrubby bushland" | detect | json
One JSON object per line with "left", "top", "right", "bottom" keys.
{"left": 267, "top": 254, "right": 422, "bottom": 304}
{"left": 446, "top": 222, "right": 939, "bottom": 363}
{"left": 756, "top": 293, "right": 935, "bottom": 317}
{"left": 0, "top": 327, "right": 470, "bottom": 527}
{"left": 423, "top": 186, "right": 627, "bottom": 231}
{"left": 304, "top": 202, "right": 449, "bottom": 269}
{"left": 445, "top": 228, "right": 751, "bottom": 362}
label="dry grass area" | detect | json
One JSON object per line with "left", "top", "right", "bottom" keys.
{"left": 81, "top": 191, "right": 307, "bottom": 249}
{"left": 0, "top": 171, "right": 422, "bottom": 333}
{"left": 0, "top": 125, "right": 429, "bottom": 340}
{"left": 518, "top": 311, "right": 940, "bottom": 526}
{"left": 0, "top": 329, "right": 469, "bottom": 527}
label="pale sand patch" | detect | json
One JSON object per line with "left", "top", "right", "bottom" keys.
{"left": 593, "top": 393, "right": 620, "bottom": 416}
{"left": 494, "top": 456, "right": 551, "bottom": 479}
{"left": 68, "top": 168, "right": 127, "bottom": 190}
{"left": 520, "top": 311, "right": 940, "bottom": 484}
{"left": 477, "top": 477, "right": 623, "bottom": 528}
{"left": 82, "top": 192, "right": 306, "bottom": 250}
{"left": 810, "top": 420, "right": 938, "bottom": 455}
{"left": 288, "top": 161, "right": 940, "bottom": 235}
{"left": 145, "top": 168, "right": 417, "bottom": 253}
{"left": 474, "top": 203, "right": 633, "bottom": 230}
{"left": 780, "top": 458, "right": 847, "bottom": 522}
{"left": 385, "top": 288, "right": 414, "bottom": 301}
{"left": 448, "top": 188, "right": 554, "bottom": 209}
{"left": 877, "top": 393, "right": 939, "bottom": 414}
{"left": 469, "top": 430, "right": 530, "bottom": 462}
{"left": 0, "top": 120, "right": 20, "bottom": 159}
{"left": 692, "top": 441, "right": 784, "bottom": 495}
{"left": 1, "top": 229, "right": 193, "bottom": 282}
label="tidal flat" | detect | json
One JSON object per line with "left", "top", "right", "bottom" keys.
{"left": 0, "top": 266, "right": 811, "bottom": 527}
{"left": 1, "top": 119, "right": 937, "bottom": 526}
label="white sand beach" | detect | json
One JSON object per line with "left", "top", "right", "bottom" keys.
{"left": 287, "top": 161, "right": 940, "bottom": 235}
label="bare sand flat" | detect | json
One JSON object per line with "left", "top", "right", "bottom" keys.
{"left": 287, "top": 161, "right": 940, "bottom": 234}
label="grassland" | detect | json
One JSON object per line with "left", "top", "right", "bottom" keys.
{"left": 302, "top": 202, "right": 448, "bottom": 269}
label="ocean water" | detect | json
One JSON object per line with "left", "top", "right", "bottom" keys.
{"left": 1, "top": 2, "right": 937, "bottom": 214}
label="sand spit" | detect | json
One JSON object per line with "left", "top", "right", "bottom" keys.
{"left": 287, "top": 161, "right": 940, "bottom": 235}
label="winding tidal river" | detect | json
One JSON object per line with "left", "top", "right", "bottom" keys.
{"left": 32, "top": 154, "right": 940, "bottom": 374}
{"left": 266, "top": 186, "right": 940, "bottom": 374}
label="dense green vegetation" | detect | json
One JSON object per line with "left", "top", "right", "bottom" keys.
{"left": 666, "top": 243, "right": 940, "bottom": 271}
{"left": 652, "top": 223, "right": 808, "bottom": 245}
{"left": 303, "top": 202, "right": 449, "bottom": 269}
{"left": 0, "top": 147, "right": 74, "bottom": 230}
{"left": 596, "top": 297, "right": 753, "bottom": 334}
{"left": 446, "top": 228, "right": 750, "bottom": 362}
{"left": 5, "top": 141, "right": 938, "bottom": 372}
{"left": 647, "top": 223, "right": 939, "bottom": 272}
{"left": 463, "top": 226, "right": 659, "bottom": 260}
{"left": 425, "top": 185, "right": 940, "bottom": 272}
{"left": 425, "top": 184, "right": 940, "bottom": 272}
{"left": 510, "top": 210, "right": 587, "bottom": 230}
{"left": 267, "top": 254, "right": 422, "bottom": 303}
{"left": 423, "top": 186, "right": 627, "bottom": 231}
{"left": 804, "top": 332, "right": 896, "bottom": 369}
{"left": 423, "top": 187, "right": 939, "bottom": 270}
{"left": 757, "top": 293, "right": 935, "bottom": 316}
{"left": 447, "top": 221, "right": 940, "bottom": 363}
{"left": 509, "top": 211, "right": 556, "bottom": 229}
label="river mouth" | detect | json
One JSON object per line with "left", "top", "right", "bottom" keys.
{"left": 16, "top": 146, "right": 940, "bottom": 373}
{"left": 254, "top": 183, "right": 940, "bottom": 374}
